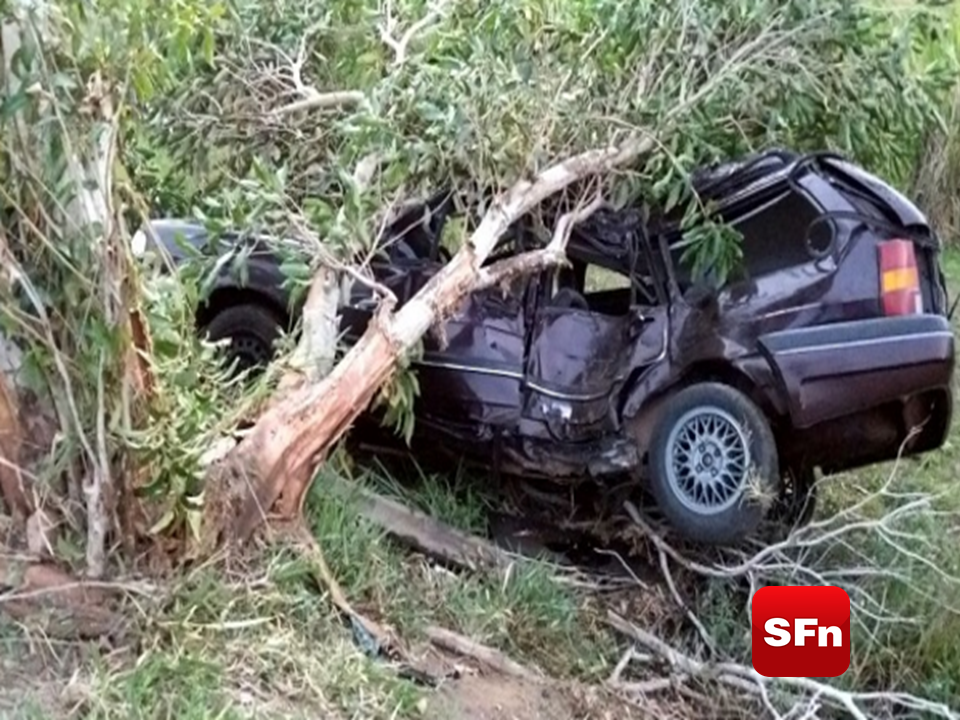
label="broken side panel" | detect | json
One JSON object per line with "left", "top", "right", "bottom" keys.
{"left": 521, "top": 306, "right": 637, "bottom": 442}
{"left": 414, "top": 277, "right": 529, "bottom": 431}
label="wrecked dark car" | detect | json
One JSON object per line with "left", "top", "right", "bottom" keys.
{"left": 133, "top": 149, "right": 956, "bottom": 545}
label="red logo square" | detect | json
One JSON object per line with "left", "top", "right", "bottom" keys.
{"left": 752, "top": 585, "right": 850, "bottom": 677}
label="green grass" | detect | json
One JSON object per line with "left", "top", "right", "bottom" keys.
{"left": 305, "top": 460, "right": 618, "bottom": 681}
{"left": 363, "top": 455, "right": 495, "bottom": 535}
{"left": 1, "top": 453, "right": 623, "bottom": 719}
{"left": 2, "top": 553, "right": 432, "bottom": 719}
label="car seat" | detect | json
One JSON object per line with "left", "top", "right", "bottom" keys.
{"left": 549, "top": 286, "right": 590, "bottom": 311}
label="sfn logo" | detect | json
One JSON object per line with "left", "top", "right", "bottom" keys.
{"left": 751, "top": 585, "right": 850, "bottom": 678}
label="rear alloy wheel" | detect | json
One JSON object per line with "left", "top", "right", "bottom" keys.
{"left": 202, "top": 303, "right": 284, "bottom": 375}
{"left": 648, "top": 383, "right": 780, "bottom": 545}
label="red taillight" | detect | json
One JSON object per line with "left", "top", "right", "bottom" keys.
{"left": 878, "top": 239, "right": 922, "bottom": 316}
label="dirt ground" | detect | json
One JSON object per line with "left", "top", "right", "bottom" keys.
{"left": 426, "top": 672, "right": 656, "bottom": 720}
{"left": 412, "top": 642, "right": 670, "bottom": 720}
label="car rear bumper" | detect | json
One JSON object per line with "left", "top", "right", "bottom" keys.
{"left": 757, "top": 314, "right": 955, "bottom": 430}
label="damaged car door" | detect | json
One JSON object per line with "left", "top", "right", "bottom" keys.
{"left": 414, "top": 272, "right": 531, "bottom": 438}
{"left": 521, "top": 269, "right": 636, "bottom": 445}
{"left": 520, "top": 259, "right": 667, "bottom": 464}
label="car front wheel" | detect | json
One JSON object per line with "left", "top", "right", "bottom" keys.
{"left": 647, "top": 383, "right": 780, "bottom": 545}
{"left": 202, "top": 303, "right": 283, "bottom": 375}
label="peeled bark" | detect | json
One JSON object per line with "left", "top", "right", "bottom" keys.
{"left": 234, "top": 325, "right": 399, "bottom": 536}
{"left": 223, "top": 136, "right": 652, "bottom": 542}
{"left": 276, "top": 265, "right": 341, "bottom": 396}
{"left": 0, "top": 368, "right": 28, "bottom": 520}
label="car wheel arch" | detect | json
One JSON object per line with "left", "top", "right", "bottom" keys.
{"left": 196, "top": 286, "right": 294, "bottom": 335}
{"left": 676, "top": 360, "right": 778, "bottom": 419}
{"left": 623, "top": 360, "right": 781, "bottom": 461}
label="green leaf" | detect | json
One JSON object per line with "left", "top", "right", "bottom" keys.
{"left": 0, "top": 91, "right": 28, "bottom": 120}
{"left": 148, "top": 507, "right": 178, "bottom": 535}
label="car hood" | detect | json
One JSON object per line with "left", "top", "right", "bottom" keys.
{"left": 132, "top": 218, "right": 217, "bottom": 260}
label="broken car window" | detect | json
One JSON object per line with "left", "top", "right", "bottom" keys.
{"left": 725, "top": 189, "right": 827, "bottom": 277}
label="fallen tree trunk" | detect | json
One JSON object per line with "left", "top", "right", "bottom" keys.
{"left": 219, "top": 137, "right": 651, "bottom": 543}
{"left": 342, "top": 479, "right": 519, "bottom": 572}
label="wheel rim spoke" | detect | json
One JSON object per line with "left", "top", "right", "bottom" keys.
{"left": 664, "top": 405, "right": 753, "bottom": 515}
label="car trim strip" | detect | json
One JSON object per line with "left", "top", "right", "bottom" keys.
{"left": 771, "top": 330, "right": 954, "bottom": 357}
{"left": 414, "top": 357, "right": 523, "bottom": 379}
{"left": 412, "top": 358, "right": 614, "bottom": 402}
{"left": 525, "top": 382, "right": 612, "bottom": 402}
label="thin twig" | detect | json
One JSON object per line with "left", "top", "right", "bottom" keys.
{"left": 379, "top": 0, "right": 452, "bottom": 66}
{"left": 270, "top": 33, "right": 365, "bottom": 116}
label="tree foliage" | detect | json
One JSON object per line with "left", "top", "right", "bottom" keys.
{"left": 2, "top": 1, "right": 960, "bottom": 713}
{"left": 0, "top": 0, "right": 223, "bottom": 564}
{"left": 136, "top": 0, "right": 953, "bottom": 230}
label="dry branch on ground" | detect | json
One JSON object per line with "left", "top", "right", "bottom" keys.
{"left": 345, "top": 481, "right": 518, "bottom": 571}
{"left": 605, "top": 445, "right": 960, "bottom": 720}
{"left": 609, "top": 610, "right": 959, "bottom": 720}
{"left": 425, "top": 625, "right": 543, "bottom": 681}
{"left": 0, "top": 557, "right": 145, "bottom": 639}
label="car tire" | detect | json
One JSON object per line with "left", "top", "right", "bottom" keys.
{"left": 775, "top": 465, "right": 818, "bottom": 530}
{"left": 647, "top": 383, "right": 780, "bottom": 545}
{"left": 202, "top": 303, "right": 284, "bottom": 374}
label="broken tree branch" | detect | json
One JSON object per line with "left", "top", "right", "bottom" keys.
{"left": 340, "top": 478, "right": 518, "bottom": 571}
{"left": 473, "top": 194, "right": 604, "bottom": 295}
{"left": 290, "top": 522, "right": 400, "bottom": 658}
{"left": 272, "top": 155, "right": 390, "bottom": 515}
{"left": 272, "top": 90, "right": 365, "bottom": 117}
{"left": 608, "top": 611, "right": 960, "bottom": 720}
{"left": 623, "top": 432, "right": 960, "bottom": 631}
{"left": 271, "top": 34, "right": 365, "bottom": 117}
{"left": 277, "top": 266, "right": 340, "bottom": 392}
{"left": 613, "top": 439, "right": 960, "bottom": 720}
{"left": 379, "top": 0, "right": 451, "bottom": 67}
{"left": 222, "top": 133, "right": 652, "bottom": 543}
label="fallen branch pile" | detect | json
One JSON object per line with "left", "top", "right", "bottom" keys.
{"left": 603, "top": 446, "right": 960, "bottom": 720}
